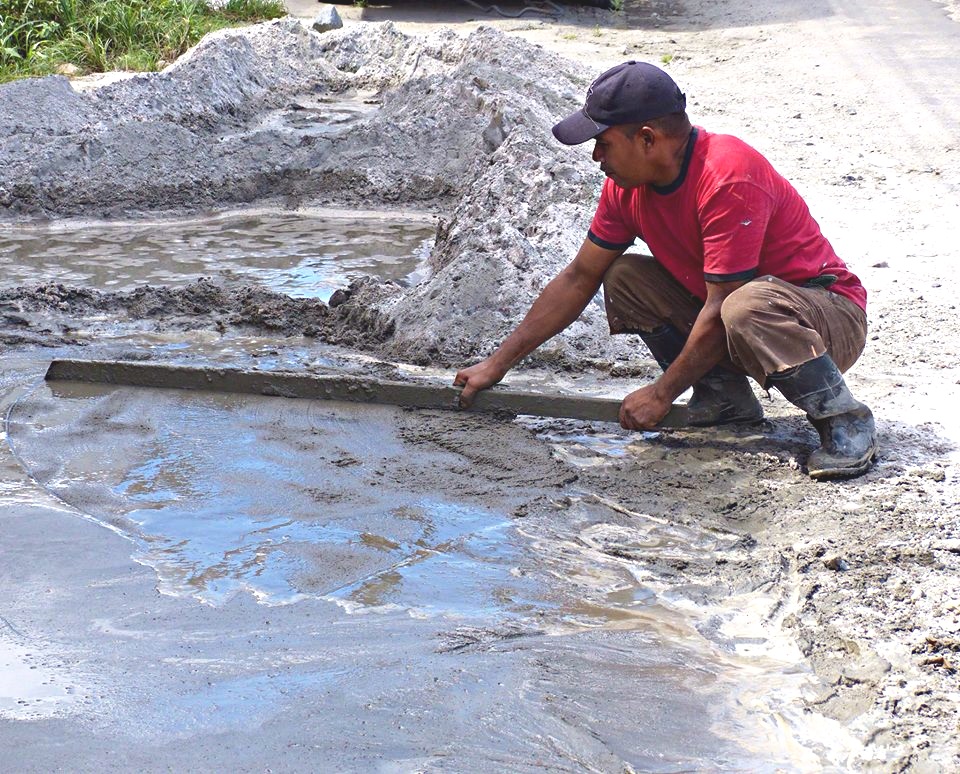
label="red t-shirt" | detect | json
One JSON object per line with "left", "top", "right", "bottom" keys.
{"left": 588, "top": 128, "right": 867, "bottom": 311}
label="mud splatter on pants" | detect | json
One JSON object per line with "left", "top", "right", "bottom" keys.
{"left": 602, "top": 253, "right": 868, "bottom": 386}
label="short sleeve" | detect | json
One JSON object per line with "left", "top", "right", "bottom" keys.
{"left": 700, "top": 182, "right": 774, "bottom": 282}
{"left": 588, "top": 178, "right": 638, "bottom": 251}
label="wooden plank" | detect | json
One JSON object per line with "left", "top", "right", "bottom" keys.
{"left": 44, "top": 359, "right": 691, "bottom": 428}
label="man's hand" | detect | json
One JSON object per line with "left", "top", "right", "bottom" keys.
{"left": 619, "top": 383, "right": 673, "bottom": 430}
{"left": 454, "top": 359, "right": 508, "bottom": 409}
{"left": 623, "top": 279, "right": 748, "bottom": 429}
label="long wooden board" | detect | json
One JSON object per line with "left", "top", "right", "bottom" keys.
{"left": 44, "top": 359, "right": 692, "bottom": 428}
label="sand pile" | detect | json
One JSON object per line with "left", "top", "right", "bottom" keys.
{"left": 0, "top": 20, "right": 628, "bottom": 368}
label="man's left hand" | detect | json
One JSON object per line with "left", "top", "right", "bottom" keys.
{"left": 619, "top": 384, "right": 673, "bottom": 430}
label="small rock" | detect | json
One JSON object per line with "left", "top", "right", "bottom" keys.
{"left": 312, "top": 5, "right": 343, "bottom": 34}
{"left": 56, "top": 63, "right": 80, "bottom": 76}
{"left": 872, "top": 261, "right": 889, "bottom": 268}
{"left": 919, "top": 466, "right": 946, "bottom": 482}
{"left": 823, "top": 555, "right": 849, "bottom": 571}
{"left": 328, "top": 288, "right": 351, "bottom": 307}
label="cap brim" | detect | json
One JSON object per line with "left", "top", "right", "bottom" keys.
{"left": 552, "top": 109, "right": 609, "bottom": 146}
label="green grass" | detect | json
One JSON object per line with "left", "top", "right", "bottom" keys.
{"left": 0, "top": 0, "right": 287, "bottom": 83}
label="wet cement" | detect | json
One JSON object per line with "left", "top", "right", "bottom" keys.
{"left": 0, "top": 159, "right": 863, "bottom": 774}
{"left": 0, "top": 346, "right": 843, "bottom": 771}
{"left": 0, "top": 209, "right": 435, "bottom": 301}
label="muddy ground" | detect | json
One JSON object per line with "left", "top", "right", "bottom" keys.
{"left": 1, "top": 0, "right": 959, "bottom": 770}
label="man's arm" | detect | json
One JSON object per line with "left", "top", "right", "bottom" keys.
{"left": 455, "top": 238, "right": 624, "bottom": 407}
{"left": 619, "top": 278, "right": 748, "bottom": 430}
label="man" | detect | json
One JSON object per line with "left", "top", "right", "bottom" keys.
{"left": 454, "top": 61, "right": 878, "bottom": 480}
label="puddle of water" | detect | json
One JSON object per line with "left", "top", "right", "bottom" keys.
{"left": 324, "top": 508, "right": 535, "bottom": 618}
{"left": 0, "top": 209, "right": 435, "bottom": 302}
{"left": 513, "top": 493, "right": 741, "bottom": 636}
{"left": 533, "top": 425, "right": 635, "bottom": 464}
{"left": 244, "top": 91, "right": 379, "bottom": 139}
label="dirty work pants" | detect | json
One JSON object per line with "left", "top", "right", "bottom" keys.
{"left": 602, "top": 254, "right": 868, "bottom": 386}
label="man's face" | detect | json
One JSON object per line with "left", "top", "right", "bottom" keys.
{"left": 591, "top": 126, "right": 649, "bottom": 188}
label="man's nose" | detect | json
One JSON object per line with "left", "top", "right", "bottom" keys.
{"left": 592, "top": 144, "right": 603, "bottom": 163}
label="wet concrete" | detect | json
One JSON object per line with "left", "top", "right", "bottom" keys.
{"left": 0, "top": 209, "right": 435, "bottom": 301}
{"left": 0, "top": 346, "right": 842, "bottom": 771}
{"left": 0, "top": 54, "right": 858, "bottom": 769}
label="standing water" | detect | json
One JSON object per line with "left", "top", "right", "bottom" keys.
{"left": 0, "top": 208, "right": 436, "bottom": 301}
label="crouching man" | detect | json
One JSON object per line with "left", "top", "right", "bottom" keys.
{"left": 454, "top": 61, "right": 878, "bottom": 480}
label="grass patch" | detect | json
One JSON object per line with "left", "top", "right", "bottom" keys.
{"left": 0, "top": 0, "right": 287, "bottom": 83}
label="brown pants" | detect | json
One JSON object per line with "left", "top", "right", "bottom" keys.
{"left": 602, "top": 254, "right": 868, "bottom": 386}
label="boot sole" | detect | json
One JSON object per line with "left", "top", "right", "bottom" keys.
{"left": 807, "top": 444, "right": 879, "bottom": 481}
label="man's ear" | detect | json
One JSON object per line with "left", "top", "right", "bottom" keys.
{"left": 636, "top": 126, "right": 656, "bottom": 150}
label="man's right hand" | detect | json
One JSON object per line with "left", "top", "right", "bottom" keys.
{"left": 453, "top": 359, "right": 508, "bottom": 409}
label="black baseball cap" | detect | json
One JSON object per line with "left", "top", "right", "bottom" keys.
{"left": 552, "top": 61, "right": 687, "bottom": 146}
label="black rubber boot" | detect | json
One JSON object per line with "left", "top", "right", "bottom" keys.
{"left": 639, "top": 325, "right": 763, "bottom": 427}
{"left": 767, "top": 354, "right": 878, "bottom": 480}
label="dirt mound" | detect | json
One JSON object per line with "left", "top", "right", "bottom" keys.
{"left": 0, "top": 278, "right": 398, "bottom": 349}
{"left": 0, "top": 21, "right": 632, "bottom": 368}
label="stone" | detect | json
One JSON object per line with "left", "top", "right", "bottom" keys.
{"left": 312, "top": 6, "right": 343, "bottom": 34}
{"left": 328, "top": 288, "right": 351, "bottom": 308}
{"left": 823, "top": 555, "right": 850, "bottom": 571}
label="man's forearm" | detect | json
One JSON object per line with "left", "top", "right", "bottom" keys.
{"left": 455, "top": 239, "right": 619, "bottom": 406}
{"left": 489, "top": 270, "right": 600, "bottom": 371}
{"left": 654, "top": 310, "right": 728, "bottom": 401}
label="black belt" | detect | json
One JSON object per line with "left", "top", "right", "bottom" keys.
{"left": 803, "top": 274, "right": 838, "bottom": 289}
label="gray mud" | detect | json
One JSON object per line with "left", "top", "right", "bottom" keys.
{"left": 1, "top": 353, "right": 840, "bottom": 771}
{"left": 0, "top": 278, "right": 392, "bottom": 348}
